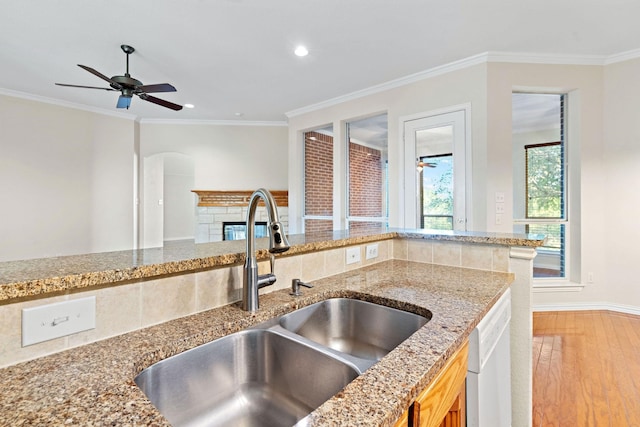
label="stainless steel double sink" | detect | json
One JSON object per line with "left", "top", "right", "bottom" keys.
{"left": 135, "top": 298, "right": 430, "bottom": 427}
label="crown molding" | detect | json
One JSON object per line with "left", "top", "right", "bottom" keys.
{"left": 286, "top": 53, "right": 489, "bottom": 118}
{"left": 5, "top": 48, "right": 640, "bottom": 124}
{"left": 0, "top": 88, "right": 136, "bottom": 120}
{"left": 484, "top": 51, "right": 606, "bottom": 65}
{"left": 285, "top": 50, "right": 618, "bottom": 118}
{"left": 138, "top": 118, "right": 288, "bottom": 126}
{"left": 603, "top": 48, "right": 640, "bottom": 65}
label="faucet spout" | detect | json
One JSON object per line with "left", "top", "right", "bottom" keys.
{"left": 242, "top": 188, "right": 290, "bottom": 311}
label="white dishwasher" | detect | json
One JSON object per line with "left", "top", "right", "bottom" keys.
{"left": 466, "top": 287, "right": 512, "bottom": 427}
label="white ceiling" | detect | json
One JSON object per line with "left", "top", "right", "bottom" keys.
{"left": 1, "top": 0, "right": 639, "bottom": 122}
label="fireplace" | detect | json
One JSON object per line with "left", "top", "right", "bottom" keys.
{"left": 192, "top": 190, "right": 288, "bottom": 243}
{"left": 222, "top": 221, "right": 268, "bottom": 241}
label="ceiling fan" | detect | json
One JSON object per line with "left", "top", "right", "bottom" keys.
{"left": 56, "top": 44, "right": 183, "bottom": 111}
{"left": 417, "top": 160, "right": 437, "bottom": 171}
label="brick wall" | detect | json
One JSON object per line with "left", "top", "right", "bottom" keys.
{"left": 304, "top": 131, "right": 333, "bottom": 233}
{"left": 349, "top": 142, "right": 383, "bottom": 217}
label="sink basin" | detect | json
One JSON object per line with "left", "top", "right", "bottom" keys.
{"left": 279, "top": 298, "right": 429, "bottom": 361}
{"left": 135, "top": 329, "right": 359, "bottom": 427}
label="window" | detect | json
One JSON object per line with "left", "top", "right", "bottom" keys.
{"left": 419, "top": 154, "right": 453, "bottom": 230}
{"left": 513, "top": 93, "right": 567, "bottom": 279}
{"left": 525, "top": 142, "right": 565, "bottom": 277}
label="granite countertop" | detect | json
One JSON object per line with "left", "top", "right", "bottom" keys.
{"left": 0, "top": 259, "right": 514, "bottom": 426}
{"left": 0, "top": 228, "right": 542, "bottom": 303}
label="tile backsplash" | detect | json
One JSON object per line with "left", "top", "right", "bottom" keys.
{"left": 0, "top": 238, "right": 509, "bottom": 368}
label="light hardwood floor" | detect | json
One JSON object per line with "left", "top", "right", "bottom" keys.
{"left": 533, "top": 310, "right": 640, "bottom": 427}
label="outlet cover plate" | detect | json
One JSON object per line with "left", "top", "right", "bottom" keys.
{"left": 346, "top": 246, "right": 361, "bottom": 265}
{"left": 366, "top": 243, "right": 379, "bottom": 260}
{"left": 22, "top": 296, "right": 96, "bottom": 347}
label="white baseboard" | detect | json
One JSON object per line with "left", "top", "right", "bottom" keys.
{"left": 533, "top": 302, "right": 640, "bottom": 316}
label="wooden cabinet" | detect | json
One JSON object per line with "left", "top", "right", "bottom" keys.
{"left": 395, "top": 340, "right": 469, "bottom": 427}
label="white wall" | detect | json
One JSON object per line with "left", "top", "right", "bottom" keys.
{"left": 0, "top": 94, "right": 287, "bottom": 260}
{"left": 601, "top": 57, "right": 640, "bottom": 309}
{"left": 163, "top": 153, "right": 196, "bottom": 241}
{"left": 0, "top": 94, "right": 136, "bottom": 262}
{"left": 287, "top": 63, "right": 488, "bottom": 232}
{"left": 139, "top": 123, "right": 288, "bottom": 245}
{"left": 485, "top": 62, "right": 609, "bottom": 307}
{"left": 140, "top": 123, "right": 288, "bottom": 190}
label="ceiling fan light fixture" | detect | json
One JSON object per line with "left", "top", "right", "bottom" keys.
{"left": 117, "top": 95, "right": 132, "bottom": 109}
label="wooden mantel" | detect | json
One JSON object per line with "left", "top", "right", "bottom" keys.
{"left": 192, "top": 190, "right": 288, "bottom": 207}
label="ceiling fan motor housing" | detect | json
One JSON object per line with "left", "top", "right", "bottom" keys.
{"left": 110, "top": 75, "right": 143, "bottom": 90}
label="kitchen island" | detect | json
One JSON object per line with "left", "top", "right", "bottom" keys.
{"left": 0, "top": 229, "right": 544, "bottom": 426}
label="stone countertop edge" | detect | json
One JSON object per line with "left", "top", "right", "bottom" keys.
{"left": 0, "top": 228, "right": 543, "bottom": 303}
{"left": 0, "top": 259, "right": 515, "bottom": 426}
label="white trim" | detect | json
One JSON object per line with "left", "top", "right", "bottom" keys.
{"left": 286, "top": 54, "right": 488, "bottom": 118}
{"left": 139, "top": 118, "right": 288, "bottom": 126}
{"left": 509, "top": 246, "right": 538, "bottom": 261}
{"left": 603, "top": 48, "right": 640, "bottom": 65}
{"left": 532, "top": 283, "right": 584, "bottom": 292}
{"left": 0, "top": 88, "right": 136, "bottom": 120}
{"left": 6, "top": 49, "right": 639, "bottom": 124}
{"left": 533, "top": 302, "right": 640, "bottom": 316}
{"left": 399, "top": 103, "right": 471, "bottom": 230}
{"left": 302, "top": 215, "right": 333, "bottom": 220}
{"left": 484, "top": 51, "right": 606, "bottom": 66}
{"left": 285, "top": 51, "right": 618, "bottom": 119}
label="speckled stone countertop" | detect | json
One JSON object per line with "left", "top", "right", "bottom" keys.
{"left": 0, "top": 228, "right": 543, "bottom": 303}
{"left": 0, "top": 259, "right": 514, "bottom": 426}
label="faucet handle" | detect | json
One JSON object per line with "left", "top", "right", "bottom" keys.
{"left": 290, "top": 278, "right": 313, "bottom": 296}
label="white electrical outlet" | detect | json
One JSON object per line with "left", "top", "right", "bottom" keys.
{"left": 22, "top": 296, "right": 96, "bottom": 346}
{"left": 346, "top": 246, "right": 361, "bottom": 265}
{"left": 495, "top": 202, "right": 505, "bottom": 214}
{"left": 366, "top": 243, "right": 379, "bottom": 260}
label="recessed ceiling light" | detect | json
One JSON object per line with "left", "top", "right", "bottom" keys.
{"left": 235, "top": 112, "right": 244, "bottom": 117}
{"left": 184, "top": 103, "right": 195, "bottom": 109}
{"left": 294, "top": 45, "right": 309, "bottom": 57}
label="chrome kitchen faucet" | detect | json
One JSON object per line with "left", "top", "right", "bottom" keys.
{"left": 242, "top": 188, "right": 290, "bottom": 311}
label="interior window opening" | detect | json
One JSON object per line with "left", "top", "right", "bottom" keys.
{"left": 346, "top": 113, "right": 389, "bottom": 231}
{"left": 512, "top": 93, "right": 567, "bottom": 280}
{"left": 303, "top": 125, "right": 334, "bottom": 234}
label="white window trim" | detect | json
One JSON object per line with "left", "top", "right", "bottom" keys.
{"left": 512, "top": 90, "right": 584, "bottom": 290}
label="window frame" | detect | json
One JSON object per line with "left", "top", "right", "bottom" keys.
{"left": 513, "top": 92, "right": 572, "bottom": 285}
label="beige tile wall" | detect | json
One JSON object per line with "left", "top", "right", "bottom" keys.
{"left": 393, "top": 238, "right": 510, "bottom": 272}
{"left": 0, "top": 240, "right": 393, "bottom": 368}
{"left": 0, "top": 238, "right": 509, "bottom": 368}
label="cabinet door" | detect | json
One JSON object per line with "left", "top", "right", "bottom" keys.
{"left": 413, "top": 340, "right": 469, "bottom": 427}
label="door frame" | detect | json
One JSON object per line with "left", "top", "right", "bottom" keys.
{"left": 399, "top": 103, "right": 472, "bottom": 230}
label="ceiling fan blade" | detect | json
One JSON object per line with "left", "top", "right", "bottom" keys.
{"left": 139, "top": 94, "right": 183, "bottom": 111}
{"left": 137, "top": 83, "right": 177, "bottom": 93}
{"left": 56, "top": 83, "right": 117, "bottom": 91}
{"left": 77, "top": 64, "right": 121, "bottom": 88}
